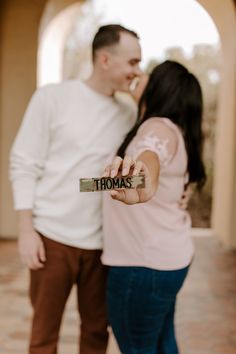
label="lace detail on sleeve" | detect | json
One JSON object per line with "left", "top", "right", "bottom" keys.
{"left": 132, "top": 131, "right": 172, "bottom": 167}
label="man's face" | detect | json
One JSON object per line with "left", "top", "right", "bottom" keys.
{"left": 106, "top": 32, "right": 142, "bottom": 92}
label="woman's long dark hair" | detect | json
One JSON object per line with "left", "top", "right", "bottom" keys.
{"left": 117, "top": 60, "right": 206, "bottom": 189}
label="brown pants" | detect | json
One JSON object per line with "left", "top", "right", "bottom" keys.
{"left": 29, "top": 235, "right": 108, "bottom": 354}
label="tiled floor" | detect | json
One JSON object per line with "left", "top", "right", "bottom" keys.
{"left": 0, "top": 235, "right": 236, "bottom": 354}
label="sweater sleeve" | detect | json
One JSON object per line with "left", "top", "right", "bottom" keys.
{"left": 9, "top": 87, "right": 52, "bottom": 210}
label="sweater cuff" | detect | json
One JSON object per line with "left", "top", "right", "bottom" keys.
{"left": 11, "top": 179, "right": 36, "bottom": 210}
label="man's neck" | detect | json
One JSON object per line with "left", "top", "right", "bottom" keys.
{"left": 85, "top": 72, "right": 114, "bottom": 97}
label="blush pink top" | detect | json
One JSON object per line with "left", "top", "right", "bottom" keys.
{"left": 101, "top": 117, "right": 194, "bottom": 270}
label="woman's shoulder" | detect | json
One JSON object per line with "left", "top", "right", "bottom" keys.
{"left": 138, "top": 117, "right": 179, "bottom": 143}
{"left": 132, "top": 117, "right": 180, "bottom": 166}
{"left": 139, "top": 117, "right": 177, "bottom": 131}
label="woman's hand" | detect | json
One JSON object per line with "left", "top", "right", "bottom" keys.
{"left": 130, "top": 74, "right": 149, "bottom": 103}
{"left": 178, "top": 184, "right": 194, "bottom": 210}
{"left": 103, "top": 155, "right": 157, "bottom": 205}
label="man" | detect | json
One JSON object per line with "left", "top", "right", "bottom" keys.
{"left": 9, "top": 24, "right": 141, "bottom": 354}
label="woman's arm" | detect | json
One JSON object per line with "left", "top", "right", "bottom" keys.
{"left": 103, "top": 119, "right": 179, "bottom": 205}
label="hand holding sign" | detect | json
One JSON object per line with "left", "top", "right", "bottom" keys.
{"left": 102, "top": 155, "right": 153, "bottom": 205}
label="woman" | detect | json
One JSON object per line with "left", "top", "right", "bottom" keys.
{"left": 102, "top": 60, "right": 206, "bottom": 354}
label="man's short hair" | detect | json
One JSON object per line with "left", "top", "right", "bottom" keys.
{"left": 92, "top": 24, "right": 139, "bottom": 62}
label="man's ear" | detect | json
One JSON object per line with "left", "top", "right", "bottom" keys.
{"left": 97, "top": 50, "right": 111, "bottom": 70}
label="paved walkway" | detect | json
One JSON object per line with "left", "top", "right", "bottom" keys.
{"left": 0, "top": 236, "right": 236, "bottom": 354}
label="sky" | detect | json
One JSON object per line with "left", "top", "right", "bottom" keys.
{"left": 91, "top": 0, "right": 220, "bottom": 67}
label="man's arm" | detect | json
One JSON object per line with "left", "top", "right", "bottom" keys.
{"left": 9, "top": 88, "right": 51, "bottom": 269}
{"left": 10, "top": 89, "right": 51, "bottom": 208}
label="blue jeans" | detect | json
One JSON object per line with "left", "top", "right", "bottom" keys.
{"left": 106, "top": 265, "right": 189, "bottom": 354}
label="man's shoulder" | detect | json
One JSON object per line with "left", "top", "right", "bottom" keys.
{"left": 38, "top": 79, "right": 80, "bottom": 96}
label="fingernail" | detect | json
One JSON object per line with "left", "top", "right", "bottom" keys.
{"left": 111, "top": 170, "right": 115, "bottom": 178}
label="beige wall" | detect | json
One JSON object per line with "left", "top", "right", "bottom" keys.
{"left": 0, "top": 0, "right": 47, "bottom": 237}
